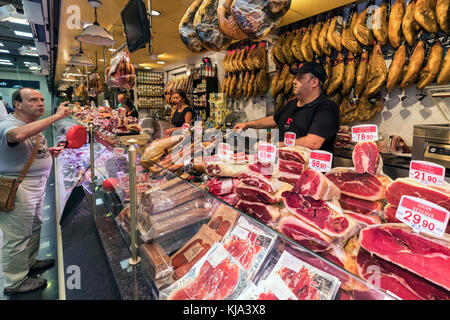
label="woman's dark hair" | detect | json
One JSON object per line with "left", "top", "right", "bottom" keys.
{"left": 173, "top": 89, "right": 190, "bottom": 106}
{"left": 123, "top": 98, "right": 134, "bottom": 110}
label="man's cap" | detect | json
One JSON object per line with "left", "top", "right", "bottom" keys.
{"left": 289, "top": 62, "right": 327, "bottom": 83}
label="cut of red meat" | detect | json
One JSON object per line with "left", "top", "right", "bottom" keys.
{"left": 277, "top": 266, "right": 321, "bottom": 300}
{"left": 359, "top": 224, "right": 450, "bottom": 291}
{"left": 217, "top": 192, "right": 239, "bottom": 206}
{"left": 248, "top": 161, "right": 277, "bottom": 178}
{"left": 206, "top": 162, "right": 249, "bottom": 177}
{"left": 384, "top": 204, "right": 401, "bottom": 223}
{"left": 223, "top": 231, "right": 262, "bottom": 270}
{"left": 207, "top": 177, "right": 240, "bottom": 195}
{"left": 357, "top": 248, "right": 450, "bottom": 300}
{"left": 169, "top": 258, "right": 239, "bottom": 300}
{"left": 235, "top": 184, "right": 279, "bottom": 204}
{"left": 279, "top": 171, "right": 302, "bottom": 186}
{"left": 236, "top": 200, "right": 280, "bottom": 225}
{"left": 325, "top": 168, "right": 391, "bottom": 201}
{"left": 277, "top": 215, "right": 334, "bottom": 252}
{"left": 293, "top": 168, "right": 341, "bottom": 201}
{"left": 385, "top": 178, "right": 450, "bottom": 212}
{"left": 257, "top": 291, "right": 279, "bottom": 300}
{"left": 344, "top": 210, "right": 382, "bottom": 226}
{"left": 278, "top": 159, "right": 306, "bottom": 175}
{"left": 278, "top": 146, "right": 310, "bottom": 164}
{"left": 352, "top": 141, "right": 382, "bottom": 175}
{"left": 238, "top": 172, "right": 282, "bottom": 193}
{"left": 282, "top": 191, "right": 357, "bottom": 239}
{"left": 339, "top": 194, "right": 383, "bottom": 214}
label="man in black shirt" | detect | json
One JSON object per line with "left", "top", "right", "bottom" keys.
{"left": 234, "top": 62, "right": 340, "bottom": 153}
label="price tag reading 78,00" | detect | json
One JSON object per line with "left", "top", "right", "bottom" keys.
{"left": 351, "top": 124, "right": 378, "bottom": 142}
{"left": 395, "top": 196, "right": 449, "bottom": 238}
{"left": 308, "top": 150, "right": 333, "bottom": 172}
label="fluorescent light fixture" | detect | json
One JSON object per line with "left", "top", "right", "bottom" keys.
{"left": 151, "top": 10, "right": 161, "bottom": 16}
{"left": 0, "top": 59, "right": 11, "bottom": 63}
{"left": 156, "top": 61, "right": 165, "bottom": 64}
{"left": 108, "top": 48, "right": 115, "bottom": 52}
{"left": 19, "top": 45, "right": 39, "bottom": 56}
{"left": 144, "top": 67, "right": 152, "bottom": 69}
{"left": 14, "top": 31, "right": 33, "bottom": 38}
{"left": 0, "top": 49, "right": 9, "bottom": 53}
{"left": 0, "top": 43, "right": 3, "bottom": 46}
{"left": 99, "top": 59, "right": 104, "bottom": 61}
{"left": 0, "top": 60, "right": 13, "bottom": 65}
{"left": 4, "top": 16, "right": 28, "bottom": 24}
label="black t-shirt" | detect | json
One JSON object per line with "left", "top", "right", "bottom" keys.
{"left": 126, "top": 110, "right": 139, "bottom": 118}
{"left": 273, "top": 94, "right": 340, "bottom": 153}
{"left": 171, "top": 106, "right": 194, "bottom": 127}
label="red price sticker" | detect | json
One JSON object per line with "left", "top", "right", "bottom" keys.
{"left": 113, "top": 148, "right": 125, "bottom": 157}
{"left": 218, "top": 143, "right": 232, "bottom": 162}
{"left": 351, "top": 125, "right": 378, "bottom": 142}
{"left": 257, "top": 143, "right": 277, "bottom": 163}
{"left": 409, "top": 160, "right": 445, "bottom": 186}
{"left": 396, "top": 196, "right": 449, "bottom": 238}
{"left": 235, "top": 152, "right": 246, "bottom": 164}
{"left": 284, "top": 132, "right": 296, "bottom": 146}
{"left": 182, "top": 123, "right": 190, "bottom": 131}
{"left": 308, "top": 150, "right": 333, "bottom": 172}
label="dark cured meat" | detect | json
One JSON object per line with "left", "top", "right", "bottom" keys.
{"left": 236, "top": 200, "right": 280, "bottom": 225}
{"left": 357, "top": 248, "right": 450, "bottom": 300}
{"left": 339, "top": 194, "right": 382, "bottom": 215}
{"left": 359, "top": 224, "right": 450, "bottom": 291}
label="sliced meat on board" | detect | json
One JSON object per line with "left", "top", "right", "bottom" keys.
{"left": 278, "top": 159, "right": 306, "bottom": 176}
{"left": 359, "top": 224, "right": 450, "bottom": 291}
{"left": 282, "top": 191, "right": 358, "bottom": 241}
{"left": 357, "top": 248, "right": 450, "bottom": 300}
{"left": 235, "top": 182, "right": 291, "bottom": 204}
{"left": 325, "top": 168, "right": 392, "bottom": 201}
{"left": 277, "top": 215, "right": 334, "bottom": 252}
{"left": 339, "top": 194, "right": 383, "bottom": 215}
{"left": 343, "top": 210, "right": 382, "bottom": 226}
{"left": 279, "top": 171, "right": 302, "bottom": 186}
{"left": 278, "top": 145, "right": 310, "bottom": 164}
{"left": 236, "top": 200, "right": 281, "bottom": 225}
{"left": 385, "top": 178, "right": 450, "bottom": 212}
{"left": 238, "top": 171, "right": 282, "bottom": 193}
{"left": 352, "top": 141, "right": 383, "bottom": 175}
{"left": 292, "top": 168, "right": 341, "bottom": 201}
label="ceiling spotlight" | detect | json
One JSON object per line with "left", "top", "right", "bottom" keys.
{"left": 75, "top": 1, "right": 115, "bottom": 46}
{"left": 151, "top": 10, "right": 161, "bottom": 16}
{"left": 156, "top": 61, "right": 165, "bottom": 65}
{"left": 14, "top": 30, "right": 33, "bottom": 38}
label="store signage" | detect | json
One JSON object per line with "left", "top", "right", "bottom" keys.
{"left": 218, "top": 143, "right": 232, "bottom": 162}
{"left": 396, "top": 196, "right": 449, "bottom": 238}
{"left": 0, "top": 79, "right": 40, "bottom": 89}
{"left": 257, "top": 143, "right": 277, "bottom": 163}
{"left": 409, "top": 160, "right": 445, "bottom": 186}
{"left": 308, "top": 150, "right": 333, "bottom": 172}
{"left": 351, "top": 124, "right": 378, "bottom": 142}
{"left": 284, "top": 132, "right": 296, "bottom": 147}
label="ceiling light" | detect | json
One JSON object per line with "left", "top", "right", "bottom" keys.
{"left": 64, "top": 66, "right": 82, "bottom": 76}
{"left": 0, "top": 49, "right": 9, "bottom": 53}
{"left": 0, "top": 43, "right": 3, "bottom": 46}
{"left": 0, "top": 4, "right": 16, "bottom": 21}
{"left": 0, "top": 59, "right": 11, "bottom": 63}
{"left": 156, "top": 61, "right": 165, "bottom": 64}
{"left": 14, "top": 31, "right": 33, "bottom": 38}
{"left": 151, "top": 10, "right": 161, "bottom": 16}
{"left": 99, "top": 59, "right": 104, "bottom": 62}
{"left": 108, "top": 48, "right": 115, "bottom": 52}
{"left": 68, "top": 41, "right": 94, "bottom": 67}
{"left": 4, "top": 16, "right": 28, "bottom": 24}
{"left": 0, "top": 61, "right": 13, "bottom": 66}
{"left": 144, "top": 67, "right": 152, "bottom": 69}
{"left": 19, "top": 45, "right": 38, "bottom": 56}
{"left": 75, "top": 2, "right": 115, "bottom": 46}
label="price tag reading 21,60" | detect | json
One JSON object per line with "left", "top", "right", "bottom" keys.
{"left": 396, "top": 196, "right": 449, "bottom": 238}
{"left": 308, "top": 150, "right": 333, "bottom": 172}
{"left": 351, "top": 124, "right": 378, "bottom": 142}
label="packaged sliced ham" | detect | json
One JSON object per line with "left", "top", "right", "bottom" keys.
{"left": 160, "top": 243, "right": 252, "bottom": 300}
{"left": 170, "top": 224, "right": 222, "bottom": 280}
{"left": 222, "top": 215, "right": 277, "bottom": 277}
{"left": 207, "top": 203, "right": 240, "bottom": 238}
{"left": 240, "top": 250, "right": 341, "bottom": 300}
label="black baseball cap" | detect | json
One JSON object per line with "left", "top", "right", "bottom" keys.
{"left": 289, "top": 62, "right": 327, "bottom": 83}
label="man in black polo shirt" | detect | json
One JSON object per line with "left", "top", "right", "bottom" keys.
{"left": 234, "top": 62, "right": 339, "bottom": 153}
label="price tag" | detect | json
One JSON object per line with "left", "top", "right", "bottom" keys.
{"left": 409, "top": 160, "right": 445, "bottom": 186}
{"left": 235, "top": 151, "right": 246, "bottom": 164}
{"left": 194, "top": 121, "right": 202, "bottom": 136}
{"left": 182, "top": 123, "right": 190, "bottom": 131}
{"left": 113, "top": 148, "right": 125, "bottom": 157}
{"left": 257, "top": 143, "right": 277, "bottom": 163}
{"left": 218, "top": 143, "right": 232, "bottom": 162}
{"left": 351, "top": 124, "right": 378, "bottom": 142}
{"left": 308, "top": 150, "right": 333, "bottom": 172}
{"left": 284, "top": 132, "right": 296, "bottom": 146}
{"left": 395, "top": 196, "right": 449, "bottom": 238}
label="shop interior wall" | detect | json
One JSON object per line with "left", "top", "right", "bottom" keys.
{"left": 0, "top": 71, "right": 52, "bottom": 119}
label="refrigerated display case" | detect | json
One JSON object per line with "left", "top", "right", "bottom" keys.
{"left": 51, "top": 119, "right": 399, "bottom": 300}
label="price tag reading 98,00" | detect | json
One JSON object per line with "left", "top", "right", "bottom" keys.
{"left": 257, "top": 143, "right": 277, "bottom": 163}
{"left": 409, "top": 160, "right": 445, "bottom": 186}
{"left": 351, "top": 124, "right": 378, "bottom": 142}
{"left": 308, "top": 150, "right": 333, "bottom": 172}
{"left": 395, "top": 196, "right": 449, "bottom": 238}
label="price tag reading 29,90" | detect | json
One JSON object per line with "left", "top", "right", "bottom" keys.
{"left": 409, "top": 160, "right": 445, "bottom": 186}
{"left": 351, "top": 124, "right": 378, "bottom": 142}
{"left": 395, "top": 196, "right": 449, "bottom": 238}
{"left": 308, "top": 150, "right": 333, "bottom": 172}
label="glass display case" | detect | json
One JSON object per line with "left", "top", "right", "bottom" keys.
{"left": 53, "top": 117, "right": 399, "bottom": 300}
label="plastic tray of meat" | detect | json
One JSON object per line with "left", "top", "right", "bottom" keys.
{"left": 222, "top": 215, "right": 277, "bottom": 278}
{"left": 160, "top": 243, "right": 252, "bottom": 300}
{"left": 239, "top": 250, "right": 341, "bottom": 300}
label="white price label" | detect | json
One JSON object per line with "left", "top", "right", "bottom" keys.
{"left": 284, "top": 132, "right": 296, "bottom": 147}
{"left": 395, "top": 196, "right": 449, "bottom": 238}
{"left": 308, "top": 150, "right": 333, "bottom": 172}
{"left": 218, "top": 143, "right": 232, "bottom": 162}
{"left": 351, "top": 124, "right": 378, "bottom": 142}
{"left": 257, "top": 143, "right": 277, "bottom": 163}
{"left": 182, "top": 123, "right": 190, "bottom": 131}
{"left": 113, "top": 148, "right": 125, "bottom": 157}
{"left": 409, "top": 160, "right": 445, "bottom": 186}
